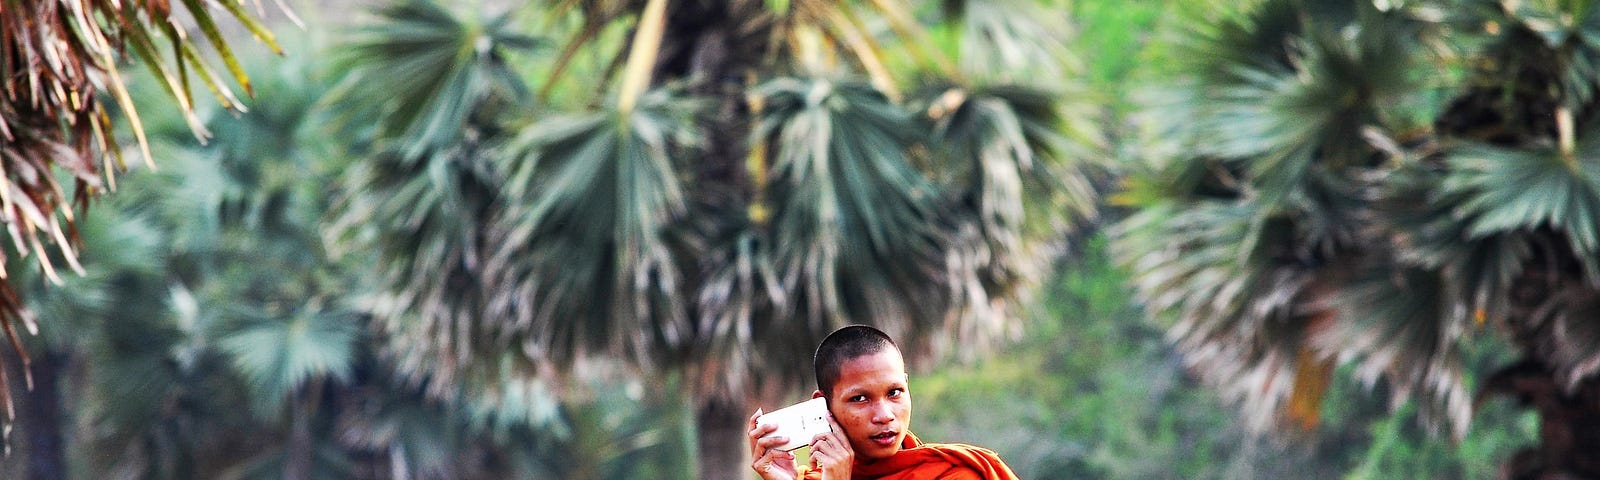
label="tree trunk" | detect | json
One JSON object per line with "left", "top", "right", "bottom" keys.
{"left": 286, "top": 404, "right": 312, "bottom": 480}
{"left": 671, "top": 6, "right": 764, "bottom": 476}
{"left": 20, "top": 350, "right": 67, "bottom": 480}
{"left": 285, "top": 380, "right": 321, "bottom": 480}
{"left": 697, "top": 397, "right": 751, "bottom": 480}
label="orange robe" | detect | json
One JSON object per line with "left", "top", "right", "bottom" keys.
{"left": 800, "top": 432, "right": 1020, "bottom": 480}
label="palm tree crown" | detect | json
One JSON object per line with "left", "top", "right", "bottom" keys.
{"left": 327, "top": 1, "right": 1100, "bottom": 477}
{"left": 1115, "top": 0, "right": 1600, "bottom": 476}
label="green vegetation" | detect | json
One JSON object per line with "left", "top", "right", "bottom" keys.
{"left": 319, "top": 2, "right": 1099, "bottom": 478}
{"left": 1112, "top": 0, "right": 1600, "bottom": 476}
{"left": 0, "top": 0, "right": 1584, "bottom": 478}
{"left": 0, "top": 0, "right": 283, "bottom": 442}
{"left": 916, "top": 236, "right": 1538, "bottom": 479}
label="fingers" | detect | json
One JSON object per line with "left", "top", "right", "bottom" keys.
{"left": 808, "top": 435, "right": 844, "bottom": 478}
{"left": 747, "top": 410, "right": 792, "bottom": 467}
{"left": 748, "top": 409, "right": 775, "bottom": 458}
{"left": 825, "top": 413, "right": 844, "bottom": 434}
{"left": 810, "top": 432, "right": 842, "bottom": 461}
{"left": 748, "top": 422, "right": 778, "bottom": 442}
{"left": 755, "top": 434, "right": 790, "bottom": 451}
{"left": 750, "top": 423, "right": 778, "bottom": 436}
{"left": 809, "top": 436, "right": 832, "bottom": 466}
{"left": 822, "top": 414, "right": 852, "bottom": 453}
{"left": 810, "top": 421, "right": 853, "bottom": 479}
{"left": 812, "top": 432, "right": 832, "bottom": 447}
{"left": 748, "top": 407, "right": 804, "bottom": 480}
{"left": 751, "top": 444, "right": 796, "bottom": 480}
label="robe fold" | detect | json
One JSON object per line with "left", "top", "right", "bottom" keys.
{"left": 799, "top": 432, "right": 1020, "bottom": 480}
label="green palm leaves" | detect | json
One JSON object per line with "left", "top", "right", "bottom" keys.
{"left": 1435, "top": 135, "right": 1600, "bottom": 391}
{"left": 324, "top": 4, "right": 1099, "bottom": 475}
{"left": 1118, "top": 2, "right": 1425, "bottom": 431}
{"left": 327, "top": 2, "right": 537, "bottom": 390}
{"left": 929, "top": 84, "right": 1098, "bottom": 294}
{"left": 221, "top": 309, "right": 359, "bottom": 414}
{"left": 0, "top": 0, "right": 281, "bottom": 445}
{"left": 1445, "top": 143, "right": 1600, "bottom": 281}
{"left": 488, "top": 93, "right": 701, "bottom": 366}
{"left": 1117, "top": 0, "right": 1600, "bottom": 449}
{"left": 758, "top": 78, "right": 942, "bottom": 328}
{"left": 330, "top": 0, "right": 1099, "bottom": 404}
{"left": 332, "top": 0, "right": 536, "bottom": 156}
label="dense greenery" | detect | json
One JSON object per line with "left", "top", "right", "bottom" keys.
{"left": 0, "top": 0, "right": 285, "bottom": 439}
{"left": 0, "top": 0, "right": 1583, "bottom": 478}
{"left": 0, "top": 35, "right": 706, "bottom": 479}
{"left": 320, "top": 1, "right": 1101, "bottom": 478}
{"left": 1113, "top": 0, "right": 1600, "bottom": 476}
{"left": 916, "top": 236, "right": 1538, "bottom": 479}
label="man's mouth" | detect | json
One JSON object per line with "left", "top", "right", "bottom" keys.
{"left": 869, "top": 431, "right": 898, "bottom": 447}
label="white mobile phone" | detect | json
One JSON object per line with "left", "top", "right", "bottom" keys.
{"left": 757, "top": 397, "right": 832, "bottom": 451}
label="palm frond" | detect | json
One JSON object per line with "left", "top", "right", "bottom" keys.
{"left": 329, "top": 0, "right": 536, "bottom": 158}
{"left": 1481, "top": 0, "right": 1600, "bottom": 106}
{"left": 16, "top": 204, "right": 165, "bottom": 350}
{"left": 0, "top": 0, "right": 284, "bottom": 444}
{"left": 1379, "top": 164, "right": 1532, "bottom": 322}
{"left": 1442, "top": 136, "right": 1600, "bottom": 283}
{"left": 220, "top": 308, "right": 359, "bottom": 416}
{"left": 952, "top": 0, "right": 1077, "bottom": 81}
{"left": 480, "top": 89, "right": 701, "bottom": 374}
{"left": 754, "top": 77, "right": 946, "bottom": 335}
{"left": 329, "top": 141, "right": 503, "bottom": 395}
{"left": 326, "top": 1, "right": 535, "bottom": 392}
{"left": 1111, "top": 2, "right": 1465, "bottom": 434}
{"left": 1317, "top": 264, "right": 1472, "bottom": 437}
{"left": 1524, "top": 287, "right": 1600, "bottom": 390}
{"left": 1118, "top": 0, "right": 1600, "bottom": 445}
{"left": 333, "top": 374, "right": 553, "bottom": 480}
{"left": 81, "top": 284, "right": 260, "bottom": 479}
{"left": 1112, "top": 196, "right": 1328, "bottom": 431}
{"left": 692, "top": 225, "right": 804, "bottom": 397}
{"left": 921, "top": 83, "right": 1100, "bottom": 320}
{"left": 1164, "top": 3, "right": 1433, "bottom": 167}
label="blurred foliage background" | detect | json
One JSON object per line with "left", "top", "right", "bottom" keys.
{"left": 0, "top": 0, "right": 1581, "bottom": 478}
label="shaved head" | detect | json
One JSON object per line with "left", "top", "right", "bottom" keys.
{"left": 814, "top": 325, "right": 899, "bottom": 397}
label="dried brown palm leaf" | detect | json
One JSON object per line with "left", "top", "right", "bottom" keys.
{"left": 0, "top": 0, "right": 284, "bottom": 448}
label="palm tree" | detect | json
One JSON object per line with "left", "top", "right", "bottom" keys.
{"left": 0, "top": 0, "right": 283, "bottom": 439}
{"left": 0, "top": 39, "right": 691, "bottom": 478}
{"left": 327, "top": 1, "right": 1100, "bottom": 477}
{"left": 1114, "top": 0, "right": 1600, "bottom": 476}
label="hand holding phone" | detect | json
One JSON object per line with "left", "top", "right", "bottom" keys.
{"left": 756, "top": 397, "right": 832, "bottom": 451}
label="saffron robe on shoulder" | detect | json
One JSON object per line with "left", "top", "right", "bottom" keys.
{"left": 799, "top": 432, "right": 1020, "bottom": 480}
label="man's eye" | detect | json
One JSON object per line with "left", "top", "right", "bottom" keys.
{"left": 849, "top": 395, "right": 867, "bottom": 402}
{"left": 888, "top": 388, "right": 904, "bottom": 398}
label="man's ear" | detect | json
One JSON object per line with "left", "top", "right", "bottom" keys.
{"left": 811, "top": 389, "right": 824, "bottom": 399}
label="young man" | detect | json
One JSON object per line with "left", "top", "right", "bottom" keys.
{"left": 747, "top": 325, "right": 1020, "bottom": 480}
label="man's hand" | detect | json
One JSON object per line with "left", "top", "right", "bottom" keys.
{"left": 749, "top": 409, "right": 798, "bottom": 480}
{"left": 809, "top": 414, "right": 854, "bottom": 480}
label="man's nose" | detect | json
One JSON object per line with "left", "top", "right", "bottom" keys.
{"left": 870, "top": 401, "right": 895, "bottom": 424}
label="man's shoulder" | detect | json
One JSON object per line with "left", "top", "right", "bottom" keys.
{"left": 933, "top": 465, "right": 984, "bottom": 480}
{"left": 876, "top": 463, "right": 985, "bottom": 480}
{"left": 908, "top": 442, "right": 1017, "bottom": 480}
{"left": 920, "top": 442, "right": 1003, "bottom": 456}
{"left": 871, "top": 463, "right": 979, "bottom": 480}
{"left": 917, "top": 442, "right": 1007, "bottom": 463}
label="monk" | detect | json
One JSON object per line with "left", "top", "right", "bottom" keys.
{"left": 747, "top": 325, "right": 1021, "bottom": 480}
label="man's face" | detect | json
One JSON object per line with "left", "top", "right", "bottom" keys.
{"left": 825, "top": 348, "right": 911, "bottom": 461}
